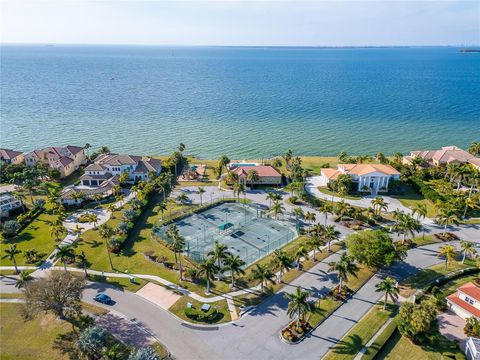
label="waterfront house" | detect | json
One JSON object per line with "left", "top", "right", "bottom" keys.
{"left": 0, "top": 148, "right": 24, "bottom": 165}
{"left": 24, "top": 145, "right": 86, "bottom": 178}
{"left": 447, "top": 282, "right": 480, "bottom": 320}
{"left": 223, "top": 165, "right": 282, "bottom": 186}
{"left": 319, "top": 164, "right": 400, "bottom": 194}
{"left": 0, "top": 194, "right": 23, "bottom": 217}
{"left": 403, "top": 146, "right": 480, "bottom": 169}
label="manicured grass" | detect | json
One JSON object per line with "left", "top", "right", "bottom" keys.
{"left": 151, "top": 342, "right": 170, "bottom": 359}
{"left": 435, "top": 273, "right": 480, "bottom": 300}
{"left": 298, "top": 156, "right": 340, "bottom": 174}
{"left": 375, "top": 328, "right": 465, "bottom": 360}
{"left": 464, "top": 218, "right": 480, "bottom": 224}
{"left": 308, "top": 297, "right": 341, "bottom": 328}
{"left": 324, "top": 303, "right": 397, "bottom": 360}
{"left": 411, "top": 234, "right": 443, "bottom": 247}
{"left": 0, "top": 293, "right": 25, "bottom": 299}
{"left": 168, "top": 296, "right": 231, "bottom": 324}
{"left": 0, "top": 303, "right": 72, "bottom": 360}
{"left": 361, "top": 316, "right": 398, "bottom": 360}
{"left": 86, "top": 274, "right": 148, "bottom": 292}
{"left": 317, "top": 187, "right": 363, "bottom": 200}
{"left": 390, "top": 184, "right": 438, "bottom": 218}
{"left": 0, "top": 212, "right": 65, "bottom": 266}
{"left": 399, "top": 260, "right": 475, "bottom": 298}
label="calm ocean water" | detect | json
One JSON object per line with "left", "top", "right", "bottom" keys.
{"left": 1, "top": 45, "right": 479, "bottom": 159}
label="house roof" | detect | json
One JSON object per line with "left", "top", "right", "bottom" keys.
{"left": 0, "top": 148, "right": 23, "bottom": 161}
{"left": 230, "top": 165, "right": 281, "bottom": 177}
{"left": 96, "top": 154, "right": 142, "bottom": 166}
{"left": 322, "top": 164, "right": 400, "bottom": 179}
{"left": 84, "top": 163, "right": 106, "bottom": 171}
{"left": 58, "top": 157, "right": 74, "bottom": 167}
{"left": 410, "top": 146, "right": 477, "bottom": 165}
{"left": 447, "top": 292, "right": 480, "bottom": 318}
{"left": 458, "top": 282, "right": 480, "bottom": 301}
{"left": 65, "top": 145, "right": 84, "bottom": 155}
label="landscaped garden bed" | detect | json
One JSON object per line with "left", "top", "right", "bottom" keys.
{"left": 433, "top": 232, "right": 458, "bottom": 241}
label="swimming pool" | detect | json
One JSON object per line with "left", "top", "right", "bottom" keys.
{"left": 229, "top": 163, "right": 258, "bottom": 168}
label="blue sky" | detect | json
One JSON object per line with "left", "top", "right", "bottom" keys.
{"left": 1, "top": 1, "right": 479, "bottom": 46}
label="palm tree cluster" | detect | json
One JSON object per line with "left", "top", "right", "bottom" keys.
{"left": 391, "top": 210, "right": 422, "bottom": 244}
{"left": 328, "top": 253, "right": 358, "bottom": 293}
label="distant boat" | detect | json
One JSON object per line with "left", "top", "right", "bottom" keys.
{"left": 460, "top": 48, "right": 480, "bottom": 53}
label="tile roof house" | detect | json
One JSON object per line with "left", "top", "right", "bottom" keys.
{"left": 223, "top": 165, "right": 282, "bottom": 186}
{"left": 0, "top": 149, "right": 25, "bottom": 165}
{"left": 60, "top": 153, "right": 162, "bottom": 205}
{"left": 320, "top": 164, "right": 401, "bottom": 194}
{"left": 24, "top": 145, "right": 86, "bottom": 178}
{"left": 403, "top": 146, "right": 480, "bottom": 169}
{"left": 447, "top": 282, "right": 480, "bottom": 319}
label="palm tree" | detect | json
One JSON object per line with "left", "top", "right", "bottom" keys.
{"left": 271, "top": 199, "right": 285, "bottom": 220}
{"left": 198, "top": 258, "right": 219, "bottom": 294}
{"left": 412, "top": 203, "right": 427, "bottom": 221}
{"left": 5, "top": 244, "right": 22, "bottom": 273}
{"left": 469, "top": 141, "right": 480, "bottom": 156}
{"left": 371, "top": 197, "right": 388, "bottom": 217}
{"left": 223, "top": 254, "right": 246, "bottom": 288}
{"left": 54, "top": 245, "right": 76, "bottom": 272}
{"left": 98, "top": 224, "right": 114, "bottom": 270}
{"left": 307, "top": 225, "right": 325, "bottom": 261}
{"left": 324, "top": 225, "right": 340, "bottom": 252}
{"left": 294, "top": 246, "right": 309, "bottom": 270}
{"left": 171, "top": 233, "right": 185, "bottom": 281}
{"left": 375, "top": 277, "right": 399, "bottom": 310}
{"left": 77, "top": 251, "right": 89, "bottom": 278}
{"left": 285, "top": 287, "right": 314, "bottom": 328}
{"left": 335, "top": 201, "right": 350, "bottom": 221}
{"left": 233, "top": 182, "right": 245, "bottom": 202}
{"left": 218, "top": 155, "right": 230, "bottom": 177}
{"left": 319, "top": 202, "right": 333, "bottom": 226}
{"left": 251, "top": 264, "right": 275, "bottom": 293}
{"left": 50, "top": 224, "right": 65, "bottom": 242}
{"left": 272, "top": 249, "right": 293, "bottom": 282}
{"left": 460, "top": 241, "right": 476, "bottom": 264}
{"left": 207, "top": 241, "right": 231, "bottom": 279}
{"left": 197, "top": 187, "right": 206, "bottom": 206}
{"left": 155, "top": 201, "right": 168, "bottom": 221}
{"left": 436, "top": 207, "right": 460, "bottom": 235}
{"left": 246, "top": 169, "right": 260, "bottom": 187}
{"left": 22, "top": 179, "right": 36, "bottom": 204}
{"left": 293, "top": 207, "right": 305, "bottom": 228}
{"left": 437, "top": 245, "right": 457, "bottom": 270}
{"left": 266, "top": 192, "right": 280, "bottom": 208}
{"left": 15, "top": 271, "right": 34, "bottom": 289}
{"left": 328, "top": 253, "right": 358, "bottom": 292}
{"left": 304, "top": 211, "right": 316, "bottom": 226}
{"left": 176, "top": 193, "right": 189, "bottom": 205}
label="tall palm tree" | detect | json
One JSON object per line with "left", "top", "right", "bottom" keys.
{"left": 437, "top": 245, "right": 457, "bottom": 270}
{"left": 246, "top": 169, "right": 260, "bottom": 187}
{"left": 307, "top": 226, "right": 324, "bottom": 261}
{"left": 293, "top": 207, "right": 305, "bottom": 228}
{"left": 436, "top": 207, "right": 460, "bottom": 235}
{"left": 324, "top": 225, "right": 340, "bottom": 252}
{"left": 375, "top": 277, "right": 399, "bottom": 310}
{"left": 98, "top": 224, "right": 114, "bottom": 270}
{"left": 233, "top": 182, "right": 245, "bottom": 202}
{"left": 285, "top": 286, "right": 314, "bottom": 328}
{"left": 371, "top": 197, "right": 388, "bottom": 217}
{"left": 218, "top": 155, "right": 230, "bottom": 177}
{"left": 5, "top": 244, "right": 21, "bottom": 273}
{"left": 460, "top": 241, "right": 476, "bottom": 264}
{"left": 155, "top": 201, "right": 168, "bottom": 221}
{"left": 223, "top": 254, "right": 246, "bottom": 288}
{"left": 271, "top": 199, "right": 285, "bottom": 220}
{"left": 412, "top": 203, "right": 427, "bottom": 221}
{"left": 207, "top": 241, "right": 231, "bottom": 279}
{"left": 197, "top": 187, "right": 206, "bottom": 206}
{"left": 176, "top": 193, "right": 189, "bottom": 205}
{"left": 251, "top": 264, "right": 275, "bottom": 293}
{"left": 266, "top": 192, "right": 281, "bottom": 208}
{"left": 335, "top": 201, "right": 350, "bottom": 222}
{"left": 272, "top": 249, "right": 293, "bottom": 282}
{"left": 319, "top": 202, "right": 333, "bottom": 226}
{"left": 172, "top": 233, "right": 186, "bottom": 281}
{"left": 328, "top": 253, "right": 358, "bottom": 292}
{"left": 15, "top": 271, "right": 34, "bottom": 289}
{"left": 304, "top": 211, "right": 316, "bottom": 226}
{"left": 198, "top": 258, "right": 219, "bottom": 294}
{"left": 77, "top": 251, "right": 89, "bottom": 278}
{"left": 54, "top": 245, "right": 76, "bottom": 272}
{"left": 50, "top": 224, "right": 65, "bottom": 242}
{"left": 294, "top": 246, "right": 309, "bottom": 270}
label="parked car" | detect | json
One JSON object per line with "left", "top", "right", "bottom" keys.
{"left": 94, "top": 293, "right": 112, "bottom": 304}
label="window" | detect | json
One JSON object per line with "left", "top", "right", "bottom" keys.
{"left": 465, "top": 296, "right": 475, "bottom": 305}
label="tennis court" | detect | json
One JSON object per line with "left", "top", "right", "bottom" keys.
{"left": 155, "top": 202, "right": 297, "bottom": 266}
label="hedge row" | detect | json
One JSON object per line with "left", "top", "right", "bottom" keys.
{"left": 109, "top": 202, "right": 147, "bottom": 253}
{"left": 2, "top": 204, "right": 44, "bottom": 238}
{"left": 360, "top": 318, "right": 398, "bottom": 360}
{"left": 409, "top": 177, "right": 444, "bottom": 203}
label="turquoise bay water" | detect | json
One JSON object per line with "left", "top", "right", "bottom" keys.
{"left": 1, "top": 45, "right": 479, "bottom": 158}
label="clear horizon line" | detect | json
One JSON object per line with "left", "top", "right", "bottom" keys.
{"left": 1, "top": 42, "right": 479, "bottom": 48}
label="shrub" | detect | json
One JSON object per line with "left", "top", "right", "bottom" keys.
{"left": 77, "top": 214, "right": 91, "bottom": 223}
{"left": 2, "top": 220, "right": 21, "bottom": 237}
{"left": 128, "top": 347, "right": 160, "bottom": 360}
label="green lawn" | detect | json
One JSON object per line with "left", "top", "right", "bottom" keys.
{"left": 308, "top": 297, "right": 342, "bottom": 328}
{"left": 376, "top": 328, "right": 465, "bottom": 360}
{"left": 168, "top": 296, "right": 231, "bottom": 324}
{"left": 411, "top": 234, "right": 443, "bottom": 247}
{"left": 317, "top": 187, "right": 363, "bottom": 200}
{"left": 0, "top": 212, "right": 65, "bottom": 266}
{"left": 0, "top": 303, "right": 71, "bottom": 360}
{"left": 399, "top": 259, "right": 475, "bottom": 298}
{"left": 325, "top": 303, "right": 397, "bottom": 360}
{"left": 390, "top": 184, "right": 438, "bottom": 218}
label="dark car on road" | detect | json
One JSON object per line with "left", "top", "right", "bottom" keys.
{"left": 94, "top": 293, "right": 112, "bottom": 305}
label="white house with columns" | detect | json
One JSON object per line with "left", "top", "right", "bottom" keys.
{"left": 320, "top": 164, "right": 401, "bottom": 194}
